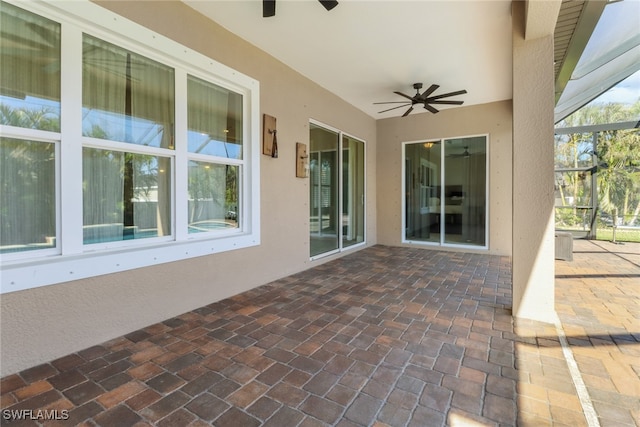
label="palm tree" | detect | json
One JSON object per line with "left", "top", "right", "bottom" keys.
{"left": 556, "top": 101, "right": 640, "bottom": 230}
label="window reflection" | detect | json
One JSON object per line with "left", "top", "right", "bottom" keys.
{"left": 82, "top": 148, "right": 171, "bottom": 243}
{"left": 0, "top": 138, "right": 56, "bottom": 253}
{"left": 0, "top": 2, "right": 61, "bottom": 131}
{"left": 187, "top": 75, "right": 243, "bottom": 159}
{"left": 187, "top": 162, "right": 239, "bottom": 233}
{"left": 82, "top": 35, "right": 175, "bottom": 148}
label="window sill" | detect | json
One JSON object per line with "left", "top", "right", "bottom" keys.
{"left": 0, "top": 233, "right": 260, "bottom": 294}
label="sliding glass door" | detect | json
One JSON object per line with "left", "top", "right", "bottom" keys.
{"left": 404, "top": 135, "right": 487, "bottom": 247}
{"left": 342, "top": 135, "right": 365, "bottom": 249}
{"left": 405, "top": 141, "right": 442, "bottom": 243}
{"left": 309, "top": 125, "right": 339, "bottom": 256}
{"left": 310, "top": 123, "right": 365, "bottom": 257}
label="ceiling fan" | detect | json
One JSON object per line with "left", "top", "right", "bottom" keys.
{"left": 447, "top": 146, "right": 471, "bottom": 158}
{"left": 375, "top": 83, "right": 467, "bottom": 117}
{"left": 263, "top": 0, "right": 338, "bottom": 17}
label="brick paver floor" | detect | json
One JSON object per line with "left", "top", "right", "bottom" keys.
{"left": 555, "top": 240, "right": 639, "bottom": 426}
{"left": 515, "top": 239, "right": 639, "bottom": 427}
{"left": 1, "top": 242, "right": 638, "bottom": 426}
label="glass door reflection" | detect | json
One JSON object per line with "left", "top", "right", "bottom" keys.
{"left": 404, "top": 136, "right": 487, "bottom": 247}
{"left": 442, "top": 137, "right": 486, "bottom": 246}
{"left": 405, "top": 141, "right": 441, "bottom": 243}
{"left": 342, "top": 136, "right": 365, "bottom": 249}
{"left": 310, "top": 124, "right": 339, "bottom": 257}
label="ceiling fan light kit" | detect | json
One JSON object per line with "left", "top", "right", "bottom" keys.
{"left": 375, "top": 82, "right": 467, "bottom": 117}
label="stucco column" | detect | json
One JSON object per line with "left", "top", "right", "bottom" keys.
{"left": 511, "top": 1, "right": 558, "bottom": 323}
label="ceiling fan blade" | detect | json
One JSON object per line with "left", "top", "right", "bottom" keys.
{"left": 373, "top": 101, "right": 413, "bottom": 105}
{"left": 420, "top": 84, "right": 439, "bottom": 99}
{"left": 378, "top": 104, "right": 411, "bottom": 114}
{"left": 393, "top": 91, "right": 415, "bottom": 101}
{"left": 424, "top": 104, "right": 439, "bottom": 114}
{"left": 263, "top": 0, "right": 276, "bottom": 17}
{"left": 318, "top": 0, "right": 339, "bottom": 11}
{"left": 264, "top": 0, "right": 336, "bottom": 16}
{"left": 402, "top": 106, "right": 414, "bottom": 117}
{"left": 427, "top": 89, "right": 467, "bottom": 101}
{"left": 448, "top": 147, "right": 470, "bottom": 158}
{"left": 429, "top": 100, "right": 464, "bottom": 105}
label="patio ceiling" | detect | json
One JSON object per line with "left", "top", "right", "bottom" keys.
{"left": 182, "top": 1, "right": 636, "bottom": 122}
{"left": 183, "top": 0, "right": 513, "bottom": 120}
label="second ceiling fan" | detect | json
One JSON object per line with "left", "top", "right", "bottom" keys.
{"left": 263, "top": 0, "right": 338, "bottom": 17}
{"left": 375, "top": 83, "right": 467, "bottom": 117}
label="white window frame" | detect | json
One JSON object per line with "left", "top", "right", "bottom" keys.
{"left": 0, "top": 0, "right": 260, "bottom": 293}
{"left": 401, "top": 134, "right": 489, "bottom": 250}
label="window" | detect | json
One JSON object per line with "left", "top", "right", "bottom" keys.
{"left": 403, "top": 135, "right": 487, "bottom": 248}
{"left": 0, "top": 0, "right": 260, "bottom": 292}
{"left": 82, "top": 35, "right": 175, "bottom": 245}
{"left": 187, "top": 75, "right": 243, "bottom": 234}
{"left": 1, "top": 2, "right": 60, "bottom": 255}
{"left": 1, "top": 138, "right": 57, "bottom": 253}
{"left": 309, "top": 121, "right": 365, "bottom": 258}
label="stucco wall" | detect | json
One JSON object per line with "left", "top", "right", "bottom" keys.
{"left": 0, "top": 0, "right": 377, "bottom": 376}
{"left": 376, "top": 100, "right": 513, "bottom": 256}
{"left": 511, "top": 1, "right": 556, "bottom": 322}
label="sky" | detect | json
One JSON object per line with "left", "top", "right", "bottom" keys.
{"left": 581, "top": 0, "right": 639, "bottom": 108}
{"left": 588, "top": 70, "right": 640, "bottom": 106}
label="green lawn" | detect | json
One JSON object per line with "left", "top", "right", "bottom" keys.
{"left": 596, "top": 227, "right": 640, "bottom": 243}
